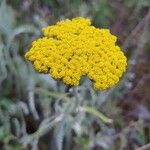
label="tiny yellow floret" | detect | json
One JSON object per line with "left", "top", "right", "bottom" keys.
{"left": 25, "top": 17, "right": 127, "bottom": 90}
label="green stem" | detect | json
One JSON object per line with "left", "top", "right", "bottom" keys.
{"left": 73, "top": 87, "right": 81, "bottom": 109}
{"left": 79, "top": 106, "right": 113, "bottom": 124}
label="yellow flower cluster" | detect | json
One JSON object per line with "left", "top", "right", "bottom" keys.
{"left": 25, "top": 17, "right": 127, "bottom": 90}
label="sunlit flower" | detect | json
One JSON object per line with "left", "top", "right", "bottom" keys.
{"left": 25, "top": 17, "right": 127, "bottom": 90}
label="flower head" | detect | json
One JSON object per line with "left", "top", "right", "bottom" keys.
{"left": 25, "top": 17, "right": 127, "bottom": 90}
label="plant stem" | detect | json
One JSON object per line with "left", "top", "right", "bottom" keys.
{"left": 136, "top": 143, "right": 150, "bottom": 150}
{"left": 79, "top": 106, "right": 113, "bottom": 124}
{"left": 20, "top": 114, "right": 63, "bottom": 146}
{"left": 73, "top": 87, "right": 81, "bottom": 109}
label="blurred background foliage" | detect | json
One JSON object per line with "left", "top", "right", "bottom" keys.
{"left": 0, "top": 0, "right": 150, "bottom": 150}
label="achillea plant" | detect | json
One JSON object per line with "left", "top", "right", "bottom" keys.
{"left": 25, "top": 17, "right": 127, "bottom": 90}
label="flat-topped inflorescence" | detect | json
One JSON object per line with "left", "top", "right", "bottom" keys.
{"left": 25, "top": 17, "right": 127, "bottom": 90}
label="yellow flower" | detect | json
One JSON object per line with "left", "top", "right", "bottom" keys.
{"left": 25, "top": 17, "right": 127, "bottom": 90}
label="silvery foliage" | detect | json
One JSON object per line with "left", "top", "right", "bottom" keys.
{"left": 0, "top": 1, "right": 137, "bottom": 150}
